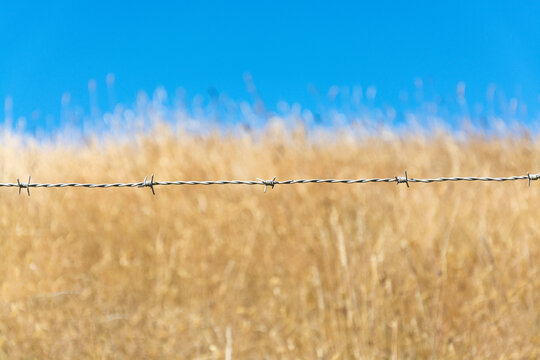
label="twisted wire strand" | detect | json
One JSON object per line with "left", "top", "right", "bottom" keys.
{"left": 1, "top": 171, "right": 539, "bottom": 196}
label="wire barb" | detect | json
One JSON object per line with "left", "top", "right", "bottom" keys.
{"left": 527, "top": 172, "right": 539, "bottom": 187}
{"left": 139, "top": 174, "right": 156, "bottom": 195}
{"left": 395, "top": 170, "right": 409, "bottom": 188}
{"left": 17, "top": 176, "right": 31, "bottom": 196}
{"left": 257, "top": 176, "right": 277, "bottom": 193}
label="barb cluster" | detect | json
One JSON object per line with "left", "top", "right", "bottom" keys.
{"left": 1, "top": 170, "right": 539, "bottom": 196}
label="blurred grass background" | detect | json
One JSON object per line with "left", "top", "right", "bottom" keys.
{"left": 1, "top": 123, "right": 539, "bottom": 359}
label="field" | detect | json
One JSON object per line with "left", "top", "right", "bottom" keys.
{"left": 1, "top": 123, "right": 539, "bottom": 359}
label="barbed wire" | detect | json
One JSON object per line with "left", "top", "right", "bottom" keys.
{"left": 1, "top": 171, "right": 540, "bottom": 196}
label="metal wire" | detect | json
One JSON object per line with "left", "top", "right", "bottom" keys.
{"left": 1, "top": 171, "right": 539, "bottom": 196}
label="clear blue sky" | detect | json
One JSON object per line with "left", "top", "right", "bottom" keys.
{"left": 1, "top": 1, "right": 540, "bottom": 129}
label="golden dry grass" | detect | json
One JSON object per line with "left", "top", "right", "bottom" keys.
{"left": 1, "top": 124, "right": 540, "bottom": 359}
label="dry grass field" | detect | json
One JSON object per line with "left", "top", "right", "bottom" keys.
{"left": 1, "top": 123, "right": 540, "bottom": 359}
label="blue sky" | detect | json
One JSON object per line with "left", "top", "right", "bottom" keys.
{"left": 1, "top": 1, "right": 540, "bottom": 130}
